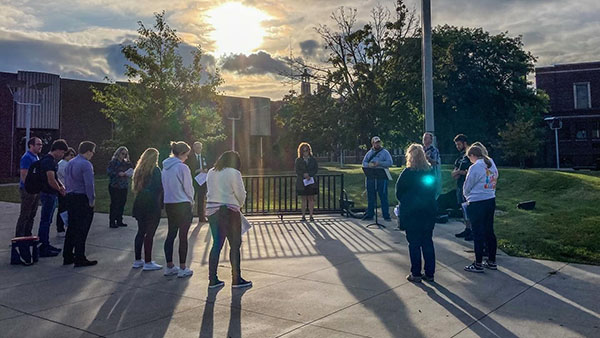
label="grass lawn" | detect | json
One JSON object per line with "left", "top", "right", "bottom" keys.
{"left": 1, "top": 165, "right": 599, "bottom": 265}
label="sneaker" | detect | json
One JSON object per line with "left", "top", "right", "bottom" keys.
{"left": 177, "top": 268, "right": 193, "bottom": 278}
{"left": 301, "top": 216, "right": 307, "bottom": 222}
{"left": 483, "top": 260, "right": 497, "bottom": 270}
{"left": 208, "top": 279, "right": 225, "bottom": 289}
{"left": 309, "top": 216, "right": 315, "bottom": 222}
{"left": 74, "top": 259, "right": 98, "bottom": 267}
{"left": 455, "top": 229, "right": 471, "bottom": 238}
{"left": 164, "top": 266, "right": 180, "bottom": 276}
{"left": 464, "top": 262, "right": 484, "bottom": 273}
{"left": 143, "top": 261, "right": 163, "bottom": 271}
{"left": 132, "top": 259, "right": 144, "bottom": 269}
{"left": 422, "top": 275, "right": 435, "bottom": 282}
{"left": 406, "top": 274, "right": 422, "bottom": 283}
{"left": 57, "top": 231, "right": 66, "bottom": 238}
{"left": 232, "top": 278, "right": 252, "bottom": 288}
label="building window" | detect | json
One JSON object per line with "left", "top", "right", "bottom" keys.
{"left": 576, "top": 129, "right": 587, "bottom": 140}
{"left": 573, "top": 82, "right": 591, "bottom": 109}
{"left": 592, "top": 122, "right": 600, "bottom": 139}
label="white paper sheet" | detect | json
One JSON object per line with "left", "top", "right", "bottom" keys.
{"left": 194, "top": 172, "right": 208, "bottom": 186}
{"left": 124, "top": 168, "right": 134, "bottom": 177}
{"left": 303, "top": 177, "right": 315, "bottom": 186}
{"left": 241, "top": 214, "right": 252, "bottom": 235}
{"left": 60, "top": 211, "right": 68, "bottom": 226}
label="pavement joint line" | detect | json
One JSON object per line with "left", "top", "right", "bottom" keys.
{"left": 0, "top": 303, "right": 104, "bottom": 337}
{"left": 0, "top": 270, "right": 77, "bottom": 291}
{"left": 449, "top": 263, "right": 571, "bottom": 338}
{"left": 279, "top": 323, "right": 372, "bottom": 338}
{"left": 274, "top": 281, "right": 410, "bottom": 338}
{"left": 105, "top": 303, "right": 207, "bottom": 336}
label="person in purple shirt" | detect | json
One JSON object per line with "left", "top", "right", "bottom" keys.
{"left": 15, "top": 137, "right": 43, "bottom": 237}
{"left": 63, "top": 141, "right": 98, "bottom": 267}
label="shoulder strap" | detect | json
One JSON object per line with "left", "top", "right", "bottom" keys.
{"left": 366, "top": 148, "right": 383, "bottom": 163}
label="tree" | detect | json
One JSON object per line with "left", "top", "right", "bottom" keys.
{"left": 281, "top": 1, "right": 421, "bottom": 150}
{"left": 497, "top": 98, "right": 548, "bottom": 168}
{"left": 432, "top": 26, "right": 543, "bottom": 156}
{"left": 92, "top": 12, "right": 224, "bottom": 159}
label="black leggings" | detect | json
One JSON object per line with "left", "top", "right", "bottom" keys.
{"left": 164, "top": 202, "right": 192, "bottom": 265}
{"left": 468, "top": 198, "right": 497, "bottom": 263}
{"left": 208, "top": 206, "right": 242, "bottom": 282}
{"left": 109, "top": 186, "right": 128, "bottom": 225}
{"left": 134, "top": 214, "right": 161, "bottom": 262}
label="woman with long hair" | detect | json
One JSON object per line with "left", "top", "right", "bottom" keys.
{"left": 206, "top": 151, "right": 251, "bottom": 289}
{"left": 396, "top": 144, "right": 438, "bottom": 283}
{"left": 131, "top": 148, "right": 163, "bottom": 271}
{"left": 295, "top": 142, "right": 319, "bottom": 221}
{"left": 162, "top": 141, "right": 195, "bottom": 278}
{"left": 463, "top": 145, "right": 499, "bottom": 273}
{"left": 107, "top": 146, "right": 133, "bottom": 228}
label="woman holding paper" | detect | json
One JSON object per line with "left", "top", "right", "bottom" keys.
{"left": 131, "top": 148, "right": 163, "bottom": 271}
{"left": 295, "top": 142, "right": 319, "bottom": 222}
{"left": 107, "top": 146, "right": 133, "bottom": 228}
{"left": 206, "top": 151, "right": 251, "bottom": 289}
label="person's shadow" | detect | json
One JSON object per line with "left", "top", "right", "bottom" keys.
{"left": 198, "top": 284, "right": 252, "bottom": 338}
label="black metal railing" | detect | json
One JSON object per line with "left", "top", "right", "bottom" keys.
{"left": 242, "top": 174, "right": 344, "bottom": 217}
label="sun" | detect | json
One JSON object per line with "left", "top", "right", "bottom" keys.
{"left": 206, "top": 2, "right": 271, "bottom": 56}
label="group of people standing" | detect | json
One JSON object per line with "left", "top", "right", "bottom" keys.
{"left": 360, "top": 134, "right": 499, "bottom": 282}
{"left": 14, "top": 137, "right": 252, "bottom": 288}
{"left": 15, "top": 137, "right": 98, "bottom": 266}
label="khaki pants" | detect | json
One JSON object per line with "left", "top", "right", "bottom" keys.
{"left": 15, "top": 188, "right": 40, "bottom": 237}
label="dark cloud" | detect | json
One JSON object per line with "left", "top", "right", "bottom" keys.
{"left": 0, "top": 30, "right": 217, "bottom": 82}
{"left": 299, "top": 39, "right": 319, "bottom": 57}
{"left": 220, "top": 51, "right": 290, "bottom": 75}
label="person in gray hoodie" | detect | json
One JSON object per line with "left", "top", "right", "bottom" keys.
{"left": 162, "top": 141, "right": 195, "bottom": 278}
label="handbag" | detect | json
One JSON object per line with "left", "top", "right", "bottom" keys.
{"left": 11, "top": 236, "right": 40, "bottom": 266}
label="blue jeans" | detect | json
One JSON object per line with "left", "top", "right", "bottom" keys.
{"left": 39, "top": 192, "right": 57, "bottom": 246}
{"left": 406, "top": 228, "right": 435, "bottom": 277}
{"left": 366, "top": 178, "right": 390, "bottom": 218}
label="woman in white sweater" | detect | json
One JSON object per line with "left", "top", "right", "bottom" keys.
{"left": 206, "top": 151, "right": 251, "bottom": 289}
{"left": 161, "top": 141, "right": 194, "bottom": 278}
{"left": 463, "top": 145, "right": 499, "bottom": 273}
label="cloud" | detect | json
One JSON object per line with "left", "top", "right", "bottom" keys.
{"left": 220, "top": 51, "right": 290, "bottom": 75}
{"left": 0, "top": 29, "right": 217, "bottom": 82}
{"left": 299, "top": 39, "right": 319, "bottom": 57}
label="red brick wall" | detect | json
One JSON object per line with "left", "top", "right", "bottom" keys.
{"left": 536, "top": 62, "right": 600, "bottom": 112}
{"left": 59, "top": 78, "right": 114, "bottom": 172}
{"left": 0, "top": 72, "right": 17, "bottom": 181}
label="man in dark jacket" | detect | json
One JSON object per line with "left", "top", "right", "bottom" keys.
{"left": 452, "top": 134, "right": 472, "bottom": 240}
{"left": 38, "top": 139, "right": 68, "bottom": 257}
{"left": 186, "top": 141, "right": 210, "bottom": 222}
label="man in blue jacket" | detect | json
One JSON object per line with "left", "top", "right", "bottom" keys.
{"left": 362, "top": 136, "right": 393, "bottom": 221}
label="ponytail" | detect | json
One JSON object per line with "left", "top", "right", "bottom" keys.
{"left": 467, "top": 145, "right": 492, "bottom": 168}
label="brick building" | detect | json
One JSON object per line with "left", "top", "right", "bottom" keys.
{"left": 536, "top": 61, "right": 600, "bottom": 168}
{"left": 0, "top": 70, "right": 285, "bottom": 182}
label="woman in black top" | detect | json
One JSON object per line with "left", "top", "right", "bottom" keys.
{"left": 107, "top": 146, "right": 133, "bottom": 228}
{"left": 131, "top": 148, "right": 163, "bottom": 271}
{"left": 396, "top": 144, "right": 438, "bottom": 283}
{"left": 295, "top": 142, "right": 318, "bottom": 222}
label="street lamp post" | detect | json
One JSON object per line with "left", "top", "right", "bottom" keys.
{"left": 227, "top": 110, "right": 241, "bottom": 152}
{"left": 546, "top": 117, "right": 563, "bottom": 169}
{"left": 422, "top": 0, "right": 435, "bottom": 137}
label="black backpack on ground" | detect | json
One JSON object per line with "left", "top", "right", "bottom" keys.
{"left": 24, "top": 160, "right": 44, "bottom": 194}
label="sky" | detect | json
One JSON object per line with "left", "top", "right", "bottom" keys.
{"left": 1, "top": 0, "right": 599, "bottom": 100}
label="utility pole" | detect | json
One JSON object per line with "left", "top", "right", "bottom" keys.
{"left": 422, "top": 0, "right": 435, "bottom": 137}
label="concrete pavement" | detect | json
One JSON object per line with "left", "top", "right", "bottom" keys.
{"left": 0, "top": 201, "right": 598, "bottom": 337}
